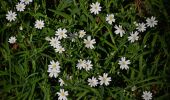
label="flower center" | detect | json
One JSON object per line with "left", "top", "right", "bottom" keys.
{"left": 60, "top": 32, "right": 64, "bottom": 36}
{"left": 109, "top": 17, "right": 113, "bottom": 20}
{"left": 25, "top": 0, "right": 29, "bottom": 2}
{"left": 38, "top": 23, "right": 42, "bottom": 26}
{"left": 86, "top": 41, "right": 91, "bottom": 45}
{"left": 122, "top": 61, "right": 126, "bottom": 65}
{"left": 103, "top": 77, "right": 106, "bottom": 82}
{"left": 19, "top": 5, "right": 22, "bottom": 8}
{"left": 145, "top": 95, "right": 149, "bottom": 98}
{"left": 52, "top": 64, "right": 56, "bottom": 68}
{"left": 54, "top": 41, "right": 57, "bottom": 44}
{"left": 95, "top": 6, "right": 98, "bottom": 10}
{"left": 59, "top": 48, "right": 62, "bottom": 51}
{"left": 61, "top": 92, "right": 65, "bottom": 96}
{"left": 10, "top": 15, "right": 13, "bottom": 18}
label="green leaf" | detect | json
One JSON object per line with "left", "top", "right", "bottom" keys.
{"left": 48, "top": 9, "right": 72, "bottom": 20}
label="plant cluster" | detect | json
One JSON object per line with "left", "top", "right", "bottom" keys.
{"left": 0, "top": 0, "right": 169, "bottom": 100}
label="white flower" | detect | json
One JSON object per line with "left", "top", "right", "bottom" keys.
{"left": 6, "top": 10, "right": 17, "bottom": 22}
{"left": 47, "top": 60, "right": 60, "bottom": 78}
{"left": 8, "top": 36, "right": 17, "bottom": 44}
{"left": 49, "top": 37, "right": 61, "bottom": 48}
{"left": 84, "top": 36, "right": 96, "bottom": 49}
{"left": 114, "top": 25, "right": 125, "bottom": 37}
{"left": 16, "top": 2, "right": 26, "bottom": 12}
{"left": 66, "top": 75, "right": 72, "bottom": 80}
{"left": 69, "top": 32, "right": 78, "bottom": 42}
{"left": 76, "top": 59, "right": 87, "bottom": 70}
{"left": 78, "top": 30, "right": 86, "bottom": 38}
{"left": 118, "top": 57, "right": 131, "bottom": 70}
{"left": 142, "top": 91, "right": 152, "bottom": 100}
{"left": 55, "top": 28, "right": 67, "bottom": 40}
{"left": 57, "top": 89, "right": 68, "bottom": 100}
{"left": 136, "top": 22, "right": 146, "bottom": 32}
{"left": 45, "top": 36, "right": 51, "bottom": 41}
{"left": 20, "top": 0, "right": 32, "bottom": 5}
{"left": 71, "top": 38, "right": 75, "bottom": 42}
{"left": 55, "top": 46, "right": 65, "bottom": 54}
{"left": 90, "top": 2, "right": 102, "bottom": 15}
{"left": 146, "top": 16, "right": 158, "bottom": 28}
{"left": 76, "top": 59, "right": 93, "bottom": 71}
{"left": 88, "top": 76, "right": 98, "bottom": 87}
{"left": 59, "top": 78, "right": 65, "bottom": 86}
{"left": 133, "top": 21, "right": 138, "bottom": 26}
{"left": 106, "top": 14, "right": 115, "bottom": 24}
{"left": 48, "top": 60, "right": 60, "bottom": 70}
{"left": 131, "top": 86, "right": 137, "bottom": 91}
{"left": 84, "top": 60, "right": 93, "bottom": 71}
{"left": 128, "top": 31, "right": 139, "bottom": 43}
{"left": 34, "top": 20, "right": 45, "bottom": 29}
{"left": 19, "top": 25, "right": 23, "bottom": 30}
{"left": 47, "top": 68, "right": 60, "bottom": 78}
{"left": 98, "top": 73, "right": 111, "bottom": 86}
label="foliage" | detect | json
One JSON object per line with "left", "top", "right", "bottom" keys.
{"left": 0, "top": 0, "right": 169, "bottom": 99}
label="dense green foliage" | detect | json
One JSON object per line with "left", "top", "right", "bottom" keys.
{"left": 0, "top": 0, "right": 170, "bottom": 99}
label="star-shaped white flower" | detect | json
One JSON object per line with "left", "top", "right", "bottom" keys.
{"left": 57, "top": 89, "right": 68, "bottom": 100}
{"left": 88, "top": 76, "right": 98, "bottom": 87}
{"left": 118, "top": 57, "right": 131, "bottom": 70}
{"left": 114, "top": 25, "right": 125, "bottom": 37}
{"left": 76, "top": 59, "right": 86, "bottom": 70}
{"left": 128, "top": 31, "right": 139, "bottom": 43}
{"left": 48, "top": 60, "right": 60, "bottom": 70}
{"left": 34, "top": 20, "right": 45, "bottom": 29}
{"left": 16, "top": 2, "right": 26, "bottom": 12}
{"left": 47, "top": 68, "right": 60, "bottom": 78}
{"left": 106, "top": 14, "right": 115, "bottom": 24}
{"left": 47, "top": 60, "right": 60, "bottom": 78}
{"left": 55, "top": 46, "right": 65, "bottom": 54}
{"left": 90, "top": 2, "right": 102, "bottom": 15}
{"left": 84, "top": 36, "right": 96, "bottom": 49}
{"left": 136, "top": 22, "right": 146, "bottom": 32}
{"left": 6, "top": 10, "right": 17, "bottom": 22}
{"left": 55, "top": 28, "right": 67, "bottom": 40}
{"left": 146, "top": 16, "right": 158, "bottom": 28}
{"left": 49, "top": 37, "right": 61, "bottom": 48}
{"left": 20, "top": 0, "right": 32, "bottom": 5}
{"left": 78, "top": 30, "right": 86, "bottom": 38}
{"left": 142, "top": 91, "right": 152, "bottom": 100}
{"left": 59, "top": 78, "right": 65, "bottom": 86}
{"left": 8, "top": 36, "right": 17, "bottom": 44}
{"left": 98, "top": 73, "right": 111, "bottom": 86}
{"left": 84, "top": 60, "right": 93, "bottom": 71}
